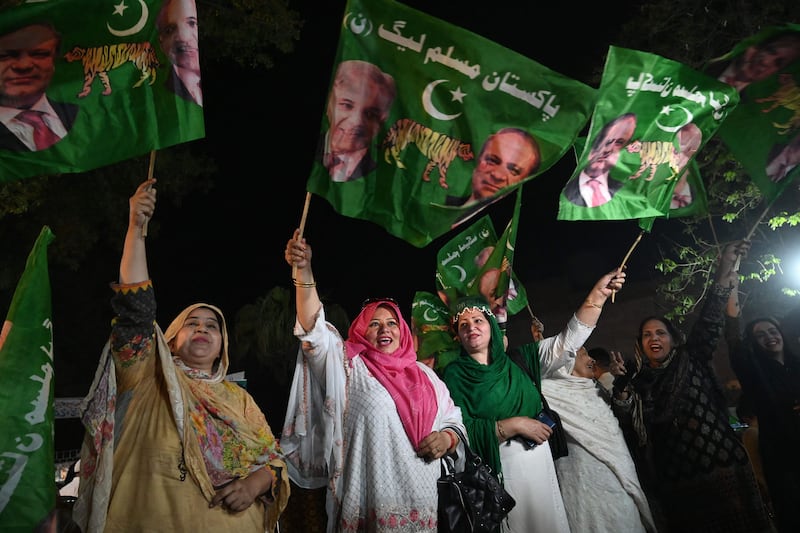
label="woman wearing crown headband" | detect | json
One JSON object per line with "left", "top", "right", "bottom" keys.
{"left": 442, "top": 267, "right": 625, "bottom": 533}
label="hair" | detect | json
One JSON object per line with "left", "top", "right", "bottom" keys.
{"left": 636, "top": 315, "right": 685, "bottom": 350}
{"left": 479, "top": 127, "right": 541, "bottom": 175}
{"left": 742, "top": 316, "right": 798, "bottom": 361}
{"left": 587, "top": 347, "right": 611, "bottom": 368}
{"left": 156, "top": 0, "right": 194, "bottom": 34}
{"left": 591, "top": 112, "right": 637, "bottom": 152}
{"left": 330, "top": 59, "right": 397, "bottom": 117}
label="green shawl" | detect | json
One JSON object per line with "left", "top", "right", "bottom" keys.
{"left": 442, "top": 300, "right": 542, "bottom": 480}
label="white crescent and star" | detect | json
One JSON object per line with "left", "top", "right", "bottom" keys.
{"left": 655, "top": 104, "right": 693, "bottom": 133}
{"left": 422, "top": 308, "right": 440, "bottom": 322}
{"left": 108, "top": 0, "right": 149, "bottom": 37}
{"left": 422, "top": 80, "right": 464, "bottom": 121}
{"left": 450, "top": 264, "right": 467, "bottom": 282}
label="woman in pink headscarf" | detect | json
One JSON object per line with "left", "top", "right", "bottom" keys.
{"left": 282, "top": 229, "right": 465, "bottom": 532}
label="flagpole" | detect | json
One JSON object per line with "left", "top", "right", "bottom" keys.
{"left": 293, "top": 192, "right": 312, "bottom": 279}
{"left": 142, "top": 150, "right": 157, "bottom": 238}
{"left": 732, "top": 200, "right": 773, "bottom": 272}
{"left": 612, "top": 230, "right": 643, "bottom": 302}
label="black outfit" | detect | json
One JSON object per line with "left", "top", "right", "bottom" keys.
{"left": 727, "top": 316, "right": 800, "bottom": 533}
{"left": 617, "top": 284, "right": 772, "bottom": 533}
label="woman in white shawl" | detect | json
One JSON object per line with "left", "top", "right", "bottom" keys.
{"left": 541, "top": 346, "right": 656, "bottom": 533}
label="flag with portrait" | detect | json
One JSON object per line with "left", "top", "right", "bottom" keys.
{"left": 556, "top": 46, "right": 739, "bottom": 230}
{"left": 0, "top": 0, "right": 204, "bottom": 182}
{"left": 0, "top": 226, "right": 56, "bottom": 532}
{"left": 435, "top": 192, "right": 527, "bottom": 327}
{"left": 706, "top": 24, "right": 800, "bottom": 203}
{"left": 306, "top": 0, "right": 596, "bottom": 247}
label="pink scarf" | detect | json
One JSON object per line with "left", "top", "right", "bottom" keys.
{"left": 345, "top": 300, "right": 438, "bottom": 447}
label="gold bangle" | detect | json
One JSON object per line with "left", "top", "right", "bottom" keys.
{"left": 496, "top": 421, "right": 507, "bottom": 441}
{"left": 585, "top": 300, "right": 603, "bottom": 309}
{"left": 292, "top": 279, "right": 316, "bottom": 288}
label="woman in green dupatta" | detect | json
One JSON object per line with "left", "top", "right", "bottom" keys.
{"left": 442, "top": 267, "right": 625, "bottom": 533}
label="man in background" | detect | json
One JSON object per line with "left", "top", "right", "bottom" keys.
{"left": 0, "top": 22, "right": 78, "bottom": 151}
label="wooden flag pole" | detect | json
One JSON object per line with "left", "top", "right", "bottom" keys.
{"left": 292, "top": 192, "right": 312, "bottom": 279}
{"left": 733, "top": 202, "right": 772, "bottom": 272}
{"left": 142, "top": 150, "right": 157, "bottom": 237}
{"left": 612, "top": 230, "right": 643, "bottom": 303}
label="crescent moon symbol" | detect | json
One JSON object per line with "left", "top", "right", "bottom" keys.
{"left": 422, "top": 80, "right": 462, "bottom": 121}
{"left": 655, "top": 105, "right": 693, "bottom": 133}
{"left": 422, "top": 308, "right": 439, "bottom": 322}
{"left": 450, "top": 264, "right": 467, "bottom": 282}
{"left": 108, "top": 0, "right": 149, "bottom": 37}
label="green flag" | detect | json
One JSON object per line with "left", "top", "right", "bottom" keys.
{"left": 707, "top": 24, "right": 800, "bottom": 203}
{"left": 467, "top": 187, "right": 527, "bottom": 319}
{"left": 557, "top": 46, "right": 739, "bottom": 227}
{"left": 307, "top": 0, "right": 596, "bottom": 247}
{"left": 410, "top": 290, "right": 459, "bottom": 371}
{"left": 0, "top": 226, "right": 56, "bottom": 532}
{"left": 435, "top": 206, "right": 527, "bottom": 326}
{"left": 0, "top": 0, "right": 205, "bottom": 182}
{"left": 667, "top": 159, "right": 707, "bottom": 218}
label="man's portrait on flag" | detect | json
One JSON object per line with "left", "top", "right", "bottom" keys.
{"left": 714, "top": 30, "right": 800, "bottom": 94}
{"left": 0, "top": 21, "right": 78, "bottom": 152}
{"left": 446, "top": 127, "right": 541, "bottom": 228}
{"left": 157, "top": 0, "right": 203, "bottom": 106}
{"left": 319, "top": 59, "right": 396, "bottom": 182}
{"left": 670, "top": 122, "right": 702, "bottom": 208}
{"left": 562, "top": 113, "right": 637, "bottom": 208}
{"left": 766, "top": 132, "right": 800, "bottom": 183}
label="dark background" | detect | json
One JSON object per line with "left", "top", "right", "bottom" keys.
{"left": 43, "top": 1, "right": 671, "bottom": 440}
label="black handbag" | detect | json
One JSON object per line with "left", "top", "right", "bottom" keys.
{"left": 438, "top": 426, "right": 516, "bottom": 533}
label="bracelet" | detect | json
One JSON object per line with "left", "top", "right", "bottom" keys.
{"left": 496, "top": 421, "right": 507, "bottom": 441}
{"left": 444, "top": 429, "right": 457, "bottom": 451}
{"left": 292, "top": 278, "right": 316, "bottom": 288}
{"left": 585, "top": 299, "right": 603, "bottom": 309}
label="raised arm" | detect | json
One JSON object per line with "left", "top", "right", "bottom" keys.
{"left": 120, "top": 178, "right": 156, "bottom": 284}
{"left": 574, "top": 267, "right": 626, "bottom": 326}
{"left": 284, "top": 229, "right": 322, "bottom": 332}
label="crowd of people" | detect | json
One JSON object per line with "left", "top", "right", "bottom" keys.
{"left": 46, "top": 179, "right": 793, "bottom": 533}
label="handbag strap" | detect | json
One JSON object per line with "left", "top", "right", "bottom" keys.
{"left": 443, "top": 426, "right": 478, "bottom": 464}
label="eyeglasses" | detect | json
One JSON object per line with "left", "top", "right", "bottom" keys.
{"left": 361, "top": 297, "right": 399, "bottom": 309}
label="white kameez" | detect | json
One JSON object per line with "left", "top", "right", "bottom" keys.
{"left": 499, "top": 439, "right": 571, "bottom": 533}
{"left": 541, "top": 360, "right": 656, "bottom": 533}
{"left": 282, "top": 306, "right": 465, "bottom": 533}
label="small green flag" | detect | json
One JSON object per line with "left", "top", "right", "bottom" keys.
{"left": 435, "top": 206, "right": 527, "bottom": 326}
{"left": 708, "top": 24, "right": 800, "bottom": 203}
{"left": 0, "top": 1, "right": 205, "bottom": 182}
{"left": 557, "top": 46, "right": 739, "bottom": 227}
{"left": 307, "top": 0, "right": 596, "bottom": 247}
{"left": 410, "top": 291, "right": 459, "bottom": 371}
{"left": 0, "top": 226, "right": 56, "bottom": 532}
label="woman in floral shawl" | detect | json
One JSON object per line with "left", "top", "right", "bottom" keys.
{"left": 442, "top": 267, "right": 625, "bottom": 533}
{"left": 74, "top": 179, "right": 289, "bottom": 532}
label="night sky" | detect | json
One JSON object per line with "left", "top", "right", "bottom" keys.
{"left": 46, "top": 0, "right": 663, "bottom": 405}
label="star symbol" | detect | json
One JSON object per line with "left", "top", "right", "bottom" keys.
{"left": 660, "top": 105, "right": 674, "bottom": 116}
{"left": 113, "top": 1, "right": 129, "bottom": 16}
{"left": 449, "top": 86, "right": 467, "bottom": 103}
